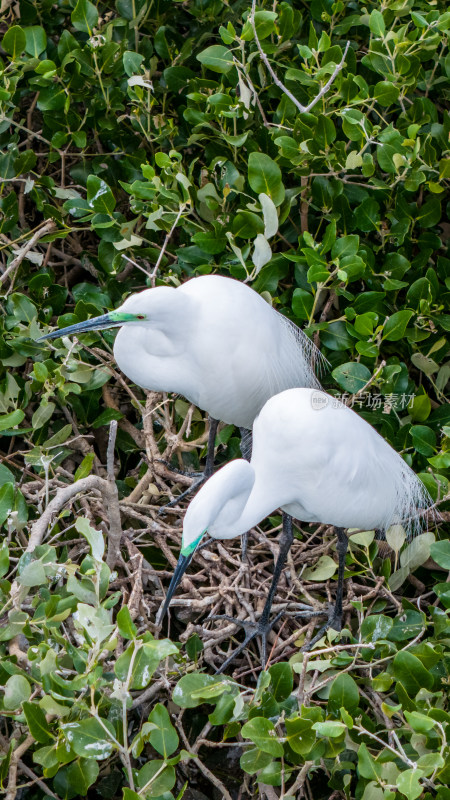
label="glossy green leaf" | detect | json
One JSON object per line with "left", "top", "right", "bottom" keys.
{"left": 248, "top": 153, "right": 285, "bottom": 207}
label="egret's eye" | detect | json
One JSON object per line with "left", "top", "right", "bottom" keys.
{"left": 136, "top": 314, "right": 145, "bottom": 320}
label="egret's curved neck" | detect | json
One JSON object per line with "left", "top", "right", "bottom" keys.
{"left": 206, "top": 462, "right": 282, "bottom": 541}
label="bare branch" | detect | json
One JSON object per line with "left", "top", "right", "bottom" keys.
{"left": 106, "top": 420, "right": 123, "bottom": 570}
{"left": 250, "top": 0, "right": 349, "bottom": 116}
{"left": 0, "top": 220, "right": 56, "bottom": 286}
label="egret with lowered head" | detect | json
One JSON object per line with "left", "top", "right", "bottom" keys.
{"left": 38, "top": 275, "right": 323, "bottom": 498}
{"left": 159, "top": 388, "right": 433, "bottom": 671}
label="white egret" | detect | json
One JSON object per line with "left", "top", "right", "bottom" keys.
{"left": 159, "top": 388, "right": 433, "bottom": 671}
{"left": 38, "top": 275, "right": 324, "bottom": 501}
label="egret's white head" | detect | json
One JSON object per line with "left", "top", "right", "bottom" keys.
{"left": 36, "top": 286, "right": 184, "bottom": 342}
{"left": 158, "top": 460, "right": 254, "bottom": 624}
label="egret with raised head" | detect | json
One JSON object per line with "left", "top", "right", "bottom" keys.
{"left": 38, "top": 275, "right": 323, "bottom": 500}
{"left": 159, "top": 388, "right": 432, "bottom": 671}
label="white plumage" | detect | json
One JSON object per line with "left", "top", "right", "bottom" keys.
{"left": 112, "top": 276, "right": 323, "bottom": 427}
{"left": 182, "top": 388, "right": 432, "bottom": 551}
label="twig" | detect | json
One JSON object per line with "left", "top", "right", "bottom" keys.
{"left": 9, "top": 475, "right": 116, "bottom": 605}
{"left": 345, "top": 360, "right": 386, "bottom": 406}
{"left": 106, "top": 421, "right": 123, "bottom": 570}
{"left": 249, "top": 0, "right": 349, "bottom": 115}
{"left": 15, "top": 762, "right": 58, "bottom": 800}
{"left": 5, "top": 734, "right": 35, "bottom": 800}
{"left": 0, "top": 220, "right": 56, "bottom": 287}
{"left": 150, "top": 204, "right": 185, "bottom": 287}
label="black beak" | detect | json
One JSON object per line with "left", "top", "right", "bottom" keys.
{"left": 157, "top": 552, "right": 193, "bottom": 625}
{"left": 36, "top": 313, "right": 117, "bottom": 342}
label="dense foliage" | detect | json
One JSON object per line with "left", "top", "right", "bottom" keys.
{"left": 0, "top": 0, "right": 449, "bottom": 799}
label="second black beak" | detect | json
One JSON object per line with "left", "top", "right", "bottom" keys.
{"left": 157, "top": 552, "right": 194, "bottom": 626}
{"left": 36, "top": 313, "right": 116, "bottom": 342}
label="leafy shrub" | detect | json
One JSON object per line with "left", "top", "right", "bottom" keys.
{"left": 0, "top": 0, "right": 449, "bottom": 798}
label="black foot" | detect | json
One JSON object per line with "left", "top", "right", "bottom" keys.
{"left": 296, "top": 605, "right": 343, "bottom": 652}
{"left": 158, "top": 473, "right": 206, "bottom": 513}
{"left": 210, "top": 611, "right": 288, "bottom": 673}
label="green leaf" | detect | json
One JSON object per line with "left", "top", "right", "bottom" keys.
{"left": 147, "top": 704, "right": 179, "bottom": 758}
{"left": 410, "top": 425, "right": 436, "bottom": 457}
{"left": 241, "top": 718, "right": 284, "bottom": 756}
{"left": 392, "top": 651, "right": 434, "bottom": 695}
{"left": 404, "top": 711, "right": 436, "bottom": 734}
{"left": 192, "top": 232, "right": 227, "bottom": 254}
{"left": 321, "top": 321, "right": 353, "bottom": 351}
{"left": 172, "top": 673, "right": 216, "bottom": 708}
{"left": 24, "top": 26, "right": 47, "bottom": 57}
{"left": 396, "top": 769, "right": 424, "bottom": 800}
{"left": 430, "top": 540, "right": 450, "bottom": 569}
{"left": 292, "top": 288, "right": 313, "bottom": 320}
{"left": 86, "top": 176, "right": 116, "bottom": 215}
{"left": 383, "top": 310, "right": 414, "bottom": 341}
{"left": 328, "top": 673, "right": 359, "bottom": 714}
{"left": 0, "top": 483, "right": 14, "bottom": 527}
{"left": 409, "top": 394, "right": 431, "bottom": 422}
{"left": 71, "top": 0, "right": 98, "bottom": 34}
{"left": 331, "top": 235, "right": 359, "bottom": 259}
{"left": 61, "top": 718, "right": 116, "bottom": 760}
{"left": 75, "top": 517, "right": 104, "bottom": 562}
{"left": 18, "top": 559, "right": 47, "bottom": 587}
{"left": 259, "top": 193, "right": 278, "bottom": 239}
{"left": 23, "top": 702, "right": 53, "bottom": 744}
{"left": 312, "top": 721, "right": 346, "bottom": 738}
{"left": 285, "top": 716, "right": 316, "bottom": 755}
{"left": 332, "top": 362, "right": 371, "bottom": 393}
{"left": 240, "top": 748, "right": 273, "bottom": 774}
{"left": 241, "top": 10, "right": 277, "bottom": 41}
{"left": 2, "top": 26, "right": 26, "bottom": 58}
{"left": 74, "top": 453, "right": 95, "bottom": 481}
{"left": 248, "top": 153, "right": 285, "bottom": 207}
{"left": 0, "top": 410, "right": 24, "bottom": 432}
{"left": 54, "top": 760, "right": 99, "bottom": 800}
{"left": 116, "top": 606, "right": 137, "bottom": 639}
{"left": 116, "top": 639, "right": 178, "bottom": 690}
{"left": 31, "top": 401, "right": 55, "bottom": 430}
{"left": 358, "top": 743, "right": 382, "bottom": 780}
{"left": 369, "top": 9, "right": 385, "bottom": 36}
{"left": 268, "top": 663, "right": 293, "bottom": 702}
{"left": 374, "top": 81, "right": 399, "bottom": 106}
{"left": 4, "top": 675, "right": 31, "bottom": 710}
{"left": 416, "top": 197, "right": 441, "bottom": 228}
{"left": 137, "top": 760, "right": 176, "bottom": 797}
{"left": 197, "top": 45, "right": 234, "bottom": 74}
{"left": 303, "top": 555, "right": 337, "bottom": 581}
{"left": 0, "top": 541, "right": 9, "bottom": 577}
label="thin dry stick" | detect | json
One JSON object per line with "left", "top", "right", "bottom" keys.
{"left": 106, "top": 420, "right": 123, "bottom": 570}
{"left": 345, "top": 359, "right": 386, "bottom": 406}
{"left": 5, "top": 734, "right": 35, "bottom": 800}
{"left": 0, "top": 220, "right": 56, "bottom": 286}
{"left": 150, "top": 204, "right": 185, "bottom": 287}
{"left": 250, "top": 0, "right": 350, "bottom": 115}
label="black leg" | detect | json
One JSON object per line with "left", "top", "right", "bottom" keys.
{"left": 205, "top": 417, "right": 219, "bottom": 478}
{"left": 239, "top": 427, "right": 252, "bottom": 461}
{"left": 239, "top": 428, "right": 252, "bottom": 560}
{"left": 215, "top": 513, "right": 298, "bottom": 673}
{"left": 300, "top": 527, "right": 348, "bottom": 652}
{"left": 158, "top": 417, "right": 218, "bottom": 512}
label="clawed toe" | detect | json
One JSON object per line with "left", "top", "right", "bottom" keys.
{"left": 299, "top": 606, "right": 344, "bottom": 652}
{"left": 211, "top": 611, "right": 287, "bottom": 673}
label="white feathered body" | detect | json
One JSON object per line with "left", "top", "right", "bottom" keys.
{"left": 183, "top": 389, "right": 431, "bottom": 545}
{"left": 113, "top": 276, "right": 321, "bottom": 428}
